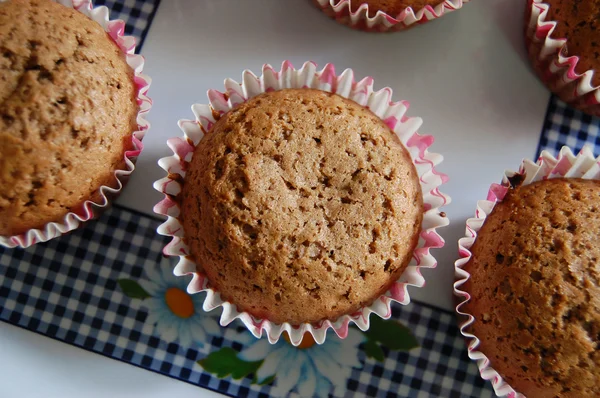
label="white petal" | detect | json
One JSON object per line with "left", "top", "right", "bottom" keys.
{"left": 256, "top": 346, "right": 289, "bottom": 381}
{"left": 320, "top": 344, "right": 357, "bottom": 368}
{"left": 345, "top": 328, "right": 365, "bottom": 347}
{"left": 226, "top": 328, "right": 255, "bottom": 345}
{"left": 138, "top": 279, "right": 161, "bottom": 298}
{"left": 178, "top": 323, "right": 193, "bottom": 346}
{"left": 143, "top": 297, "right": 166, "bottom": 312}
{"left": 239, "top": 339, "right": 272, "bottom": 362}
{"left": 199, "top": 316, "right": 220, "bottom": 336}
{"left": 315, "top": 373, "right": 333, "bottom": 397}
{"left": 320, "top": 330, "right": 363, "bottom": 368}
{"left": 143, "top": 266, "right": 165, "bottom": 291}
{"left": 193, "top": 319, "right": 211, "bottom": 340}
{"left": 318, "top": 341, "right": 340, "bottom": 359}
{"left": 144, "top": 311, "right": 160, "bottom": 326}
{"left": 271, "top": 350, "right": 302, "bottom": 396}
{"left": 156, "top": 322, "right": 179, "bottom": 342}
{"left": 153, "top": 307, "right": 175, "bottom": 326}
{"left": 310, "top": 351, "right": 346, "bottom": 387}
{"left": 337, "top": 348, "right": 362, "bottom": 369}
{"left": 297, "top": 361, "right": 318, "bottom": 397}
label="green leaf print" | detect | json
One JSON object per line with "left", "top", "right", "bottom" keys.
{"left": 363, "top": 338, "right": 385, "bottom": 361}
{"left": 257, "top": 374, "right": 276, "bottom": 386}
{"left": 117, "top": 279, "right": 151, "bottom": 299}
{"left": 198, "top": 347, "right": 264, "bottom": 380}
{"left": 363, "top": 316, "right": 419, "bottom": 359}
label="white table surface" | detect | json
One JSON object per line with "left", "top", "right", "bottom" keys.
{"left": 1, "top": 0, "right": 550, "bottom": 396}
{"left": 0, "top": 322, "right": 222, "bottom": 398}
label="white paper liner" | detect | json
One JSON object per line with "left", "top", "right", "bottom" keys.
{"left": 454, "top": 146, "right": 600, "bottom": 397}
{"left": 0, "top": 0, "right": 152, "bottom": 249}
{"left": 154, "top": 61, "right": 450, "bottom": 346}
{"left": 525, "top": 0, "right": 600, "bottom": 116}
{"left": 313, "top": 0, "right": 469, "bottom": 32}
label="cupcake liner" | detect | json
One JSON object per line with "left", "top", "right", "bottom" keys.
{"left": 525, "top": 0, "right": 600, "bottom": 116}
{"left": 454, "top": 146, "right": 600, "bottom": 397}
{"left": 313, "top": 0, "right": 469, "bottom": 32}
{"left": 154, "top": 61, "right": 450, "bottom": 346}
{"left": 0, "top": 0, "right": 152, "bottom": 249}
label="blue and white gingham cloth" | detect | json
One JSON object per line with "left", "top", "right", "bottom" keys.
{"left": 1, "top": 1, "right": 599, "bottom": 397}
{"left": 0, "top": 204, "right": 493, "bottom": 397}
{"left": 538, "top": 97, "right": 600, "bottom": 155}
{"left": 95, "top": 0, "right": 160, "bottom": 50}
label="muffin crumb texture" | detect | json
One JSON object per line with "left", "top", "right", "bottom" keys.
{"left": 546, "top": 0, "right": 600, "bottom": 86}
{"left": 352, "top": 0, "right": 446, "bottom": 17}
{"left": 0, "top": 0, "right": 138, "bottom": 235}
{"left": 181, "top": 88, "right": 423, "bottom": 325}
{"left": 464, "top": 178, "right": 600, "bottom": 397}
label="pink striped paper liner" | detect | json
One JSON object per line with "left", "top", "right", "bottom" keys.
{"left": 313, "top": 0, "right": 469, "bottom": 32}
{"left": 154, "top": 61, "right": 450, "bottom": 346}
{"left": 0, "top": 0, "right": 152, "bottom": 249}
{"left": 454, "top": 146, "right": 600, "bottom": 397}
{"left": 525, "top": 0, "right": 600, "bottom": 116}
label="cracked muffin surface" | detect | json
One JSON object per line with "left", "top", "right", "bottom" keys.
{"left": 180, "top": 88, "right": 423, "bottom": 325}
{"left": 0, "top": 0, "right": 138, "bottom": 235}
{"left": 545, "top": 0, "right": 600, "bottom": 87}
{"left": 463, "top": 178, "right": 600, "bottom": 397}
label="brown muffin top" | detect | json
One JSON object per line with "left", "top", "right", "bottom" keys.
{"left": 546, "top": 0, "right": 600, "bottom": 86}
{"left": 0, "top": 0, "right": 138, "bottom": 236}
{"left": 181, "top": 88, "right": 423, "bottom": 325}
{"left": 464, "top": 178, "right": 600, "bottom": 397}
{"left": 351, "top": 0, "right": 446, "bottom": 17}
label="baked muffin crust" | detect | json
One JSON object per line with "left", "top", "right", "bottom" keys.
{"left": 464, "top": 178, "right": 600, "bottom": 397}
{"left": 0, "top": 0, "right": 138, "bottom": 235}
{"left": 181, "top": 88, "right": 423, "bottom": 324}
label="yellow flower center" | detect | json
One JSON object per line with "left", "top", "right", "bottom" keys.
{"left": 164, "top": 287, "right": 194, "bottom": 319}
{"left": 284, "top": 332, "right": 316, "bottom": 349}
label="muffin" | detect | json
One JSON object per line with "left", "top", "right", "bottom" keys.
{"left": 352, "top": 0, "right": 446, "bottom": 16}
{"left": 525, "top": 0, "right": 600, "bottom": 116}
{"left": 313, "top": 0, "right": 470, "bottom": 32}
{"left": 455, "top": 148, "right": 600, "bottom": 396}
{"left": 180, "top": 88, "right": 423, "bottom": 325}
{"left": 156, "top": 61, "right": 449, "bottom": 345}
{"left": 0, "top": 0, "right": 143, "bottom": 244}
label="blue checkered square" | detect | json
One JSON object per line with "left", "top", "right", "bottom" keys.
{"left": 94, "top": 0, "right": 160, "bottom": 51}
{"left": 538, "top": 96, "right": 600, "bottom": 156}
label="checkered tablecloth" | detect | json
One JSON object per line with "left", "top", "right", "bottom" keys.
{"left": 538, "top": 96, "right": 600, "bottom": 156}
{"left": 1, "top": 1, "right": 599, "bottom": 397}
{"left": 0, "top": 204, "right": 492, "bottom": 398}
{"left": 95, "top": 0, "right": 160, "bottom": 50}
